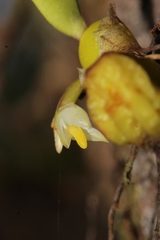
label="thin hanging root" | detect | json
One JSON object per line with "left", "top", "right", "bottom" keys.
{"left": 123, "top": 145, "right": 140, "bottom": 184}
{"left": 153, "top": 142, "right": 160, "bottom": 240}
{"left": 108, "top": 145, "right": 139, "bottom": 240}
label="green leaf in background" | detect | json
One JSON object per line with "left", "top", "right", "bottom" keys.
{"left": 32, "top": 0, "right": 87, "bottom": 40}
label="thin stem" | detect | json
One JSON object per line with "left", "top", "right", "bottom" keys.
{"left": 57, "top": 79, "right": 83, "bottom": 108}
{"left": 108, "top": 145, "right": 139, "bottom": 240}
{"left": 108, "top": 180, "right": 124, "bottom": 240}
{"left": 123, "top": 145, "right": 139, "bottom": 184}
{"left": 145, "top": 54, "right": 160, "bottom": 60}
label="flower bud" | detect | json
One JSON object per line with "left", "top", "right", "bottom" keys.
{"left": 79, "top": 3, "right": 144, "bottom": 69}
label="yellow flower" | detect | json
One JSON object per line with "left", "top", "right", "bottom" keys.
{"left": 51, "top": 103, "right": 108, "bottom": 153}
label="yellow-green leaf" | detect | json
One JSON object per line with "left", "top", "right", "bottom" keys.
{"left": 32, "top": 0, "right": 87, "bottom": 40}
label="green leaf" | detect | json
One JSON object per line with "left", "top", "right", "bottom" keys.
{"left": 32, "top": 0, "right": 86, "bottom": 40}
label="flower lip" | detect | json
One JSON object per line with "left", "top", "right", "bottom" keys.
{"left": 67, "top": 125, "right": 87, "bottom": 149}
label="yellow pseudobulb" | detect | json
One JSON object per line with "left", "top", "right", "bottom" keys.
{"left": 84, "top": 53, "right": 160, "bottom": 145}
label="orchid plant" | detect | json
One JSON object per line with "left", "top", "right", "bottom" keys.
{"left": 32, "top": 0, "right": 110, "bottom": 152}
{"left": 32, "top": 0, "right": 160, "bottom": 153}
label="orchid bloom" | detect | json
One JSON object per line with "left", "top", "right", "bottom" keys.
{"left": 51, "top": 102, "right": 108, "bottom": 153}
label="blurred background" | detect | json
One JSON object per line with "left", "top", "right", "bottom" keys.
{"left": 0, "top": 0, "right": 159, "bottom": 239}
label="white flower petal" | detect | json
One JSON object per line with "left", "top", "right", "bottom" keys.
{"left": 57, "top": 117, "right": 71, "bottom": 149}
{"left": 54, "top": 129, "right": 63, "bottom": 153}
{"left": 60, "top": 103, "right": 92, "bottom": 129}
{"left": 83, "top": 127, "right": 109, "bottom": 142}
